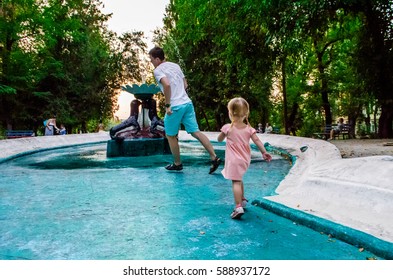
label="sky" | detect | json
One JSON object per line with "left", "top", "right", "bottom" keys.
{"left": 100, "top": 0, "right": 170, "bottom": 119}
{"left": 101, "top": 0, "right": 169, "bottom": 46}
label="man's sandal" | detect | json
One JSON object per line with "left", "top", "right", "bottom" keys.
{"left": 209, "top": 157, "right": 221, "bottom": 174}
{"left": 165, "top": 163, "right": 183, "bottom": 171}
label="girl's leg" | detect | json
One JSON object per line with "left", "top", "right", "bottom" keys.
{"left": 240, "top": 181, "right": 248, "bottom": 207}
{"left": 232, "top": 180, "right": 243, "bottom": 207}
{"left": 231, "top": 180, "right": 245, "bottom": 219}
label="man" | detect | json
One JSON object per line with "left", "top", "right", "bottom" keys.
{"left": 149, "top": 46, "right": 221, "bottom": 173}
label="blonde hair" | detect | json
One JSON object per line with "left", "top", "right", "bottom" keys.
{"left": 228, "top": 97, "right": 250, "bottom": 125}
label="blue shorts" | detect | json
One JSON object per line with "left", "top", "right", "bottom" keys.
{"left": 164, "top": 102, "right": 200, "bottom": 136}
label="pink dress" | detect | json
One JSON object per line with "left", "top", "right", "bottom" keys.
{"left": 221, "top": 124, "right": 256, "bottom": 180}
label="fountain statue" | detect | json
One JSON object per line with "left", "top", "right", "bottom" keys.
{"left": 106, "top": 83, "right": 170, "bottom": 157}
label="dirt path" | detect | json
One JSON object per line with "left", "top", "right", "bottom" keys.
{"left": 329, "top": 138, "right": 393, "bottom": 158}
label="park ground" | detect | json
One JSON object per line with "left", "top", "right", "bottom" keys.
{"left": 330, "top": 138, "right": 393, "bottom": 158}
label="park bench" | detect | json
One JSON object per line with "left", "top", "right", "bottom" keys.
{"left": 6, "top": 130, "right": 35, "bottom": 139}
{"left": 313, "top": 124, "right": 351, "bottom": 140}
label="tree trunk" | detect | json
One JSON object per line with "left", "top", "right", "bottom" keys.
{"left": 281, "top": 55, "right": 289, "bottom": 135}
{"left": 200, "top": 107, "right": 211, "bottom": 131}
{"left": 378, "top": 102, "right": 393, "bottom": 138}
{"left": 288, "top": 103, "right": 299, "bottom": 136}
{"left": 373, "top": 104, "right": 379, "bottom": 135}
{"left": 316, "top": 52, "right": 332, "bottom": 126}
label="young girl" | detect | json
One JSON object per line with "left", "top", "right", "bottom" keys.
{"left": 218, "top": 97, "right": 272, "bottom": 219}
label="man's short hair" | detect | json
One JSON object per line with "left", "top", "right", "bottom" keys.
{"left": 149, "top": 47, "right": 165, "bottom": 60}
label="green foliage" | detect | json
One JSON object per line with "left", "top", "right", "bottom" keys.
{"left": 156, "top": 0, "right": 392, "bottom": 137}
{"left": 0, "top": 85, "right": 17, "bottom": 95}
{"left": 0, "top": 0, "right": 145, "bottom": 133}
{"left": 1, "top": 0, "right": 392, "bottom": 137}
{"left": 156, "top": 0, "right": 275, "bottom": 131}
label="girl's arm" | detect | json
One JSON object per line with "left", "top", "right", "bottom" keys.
{"left": 217, "top": 131, "right": 226, "bottom": 142}
{"left": 251, "top": 133, "right": 272, "bottom": 162}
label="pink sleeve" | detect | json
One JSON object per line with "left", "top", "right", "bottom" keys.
{"left": 249, "top": 126, "right": 256, "bottom": 135}
{"left": 220, "top": 124, "right": 231, "bottom": 135}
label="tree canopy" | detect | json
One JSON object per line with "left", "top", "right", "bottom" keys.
{"left": 1, "top": 0, "right": 392, "bottom": 138}
{"left": 0, "top": 0, "right": 146, "bottom": 133}
{"left": 155, "top": 0, "right": 392, "bottom": 138}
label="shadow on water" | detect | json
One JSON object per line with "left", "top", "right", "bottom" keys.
{"left": 12, "top": 142, "right": 275, "bottom": 170}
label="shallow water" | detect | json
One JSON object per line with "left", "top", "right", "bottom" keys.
{"left": 0, "top": 142, "right": 381, "bottom": 259}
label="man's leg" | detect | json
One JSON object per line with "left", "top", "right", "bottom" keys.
{"left": 191, "top": 131, "right": 217, "bottom": 161}
{"left": 181, "top": 103, "right": 221, "bottom": 173}
{"left": 166, "top": 135, "right": 181, "bottom": 165}
{"left": 191, "top": 131, "right": 221, "bottom": 174}
{"left": 163, "top": 104, "right": 183, "bottom": 169}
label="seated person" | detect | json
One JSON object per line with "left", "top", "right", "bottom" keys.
{"left": 256, "top": 123, "right": 263, "bottom": 133}
{"left": 96, "top": 122, "right": 105, "bottom": 132}
{"left": 264, "top": 122, "right": 273, "bottom": 134}
{"left": 328, "top": 117, "right": 344, "bottom": 140}
{"left": 59, "top": 124, "right": 67, "bottom": 135}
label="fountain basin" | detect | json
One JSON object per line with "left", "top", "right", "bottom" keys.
{"left": 106, "top": 137, "right": 171, "bottom": 157}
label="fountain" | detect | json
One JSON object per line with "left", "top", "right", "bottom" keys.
{"left": 106, "top": 83, "right": 171, "bottom": 157}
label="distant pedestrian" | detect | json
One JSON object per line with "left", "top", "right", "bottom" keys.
{"left": 218, "top": 97, "right": 272, "bottom": 219}
{"left": 44, "top": 117, "right": 59, "bottom": 136}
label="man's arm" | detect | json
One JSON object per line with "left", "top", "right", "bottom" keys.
{"left": 160, "top": 76, "right": 171, "bottom": 105}
{"left": 183, "top": 78, "right": 188, "bottom": 92}
{"left": 160, "top": 76, "right": 172, "bottom": 115}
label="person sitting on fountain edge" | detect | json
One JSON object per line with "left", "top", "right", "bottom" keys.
{"left": 149, "top": 46, "right": 221, "bottom": 174}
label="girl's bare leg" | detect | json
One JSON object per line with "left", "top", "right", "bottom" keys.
{"left": 232, "top": 180, "right": 243, "bottom": 206}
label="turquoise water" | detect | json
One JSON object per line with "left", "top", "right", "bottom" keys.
{"left": 0, "top": 142, "right": 381, "bottom": 259}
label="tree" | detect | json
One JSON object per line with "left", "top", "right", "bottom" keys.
{"left": 342, "top": 0, "right": 393, "bottom": 138}
{"left": 0, "top": 0, "right": 146, "bottom": 133}
{"left": 157, "top": 0, "right": 274, "bottom": 131}
{"left": 0, "top": 0, "right": 42, "bottom": 129}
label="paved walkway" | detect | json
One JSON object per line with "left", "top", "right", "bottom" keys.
{"left": 1, "top": 132, "right": 392, "bottom": 257}
{"left": 0, "top": 132, "right": 110, "bottom": 161}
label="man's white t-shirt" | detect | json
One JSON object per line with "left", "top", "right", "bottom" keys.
{"left": 153, "top": 61, "right": 191, "bottom": 107}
